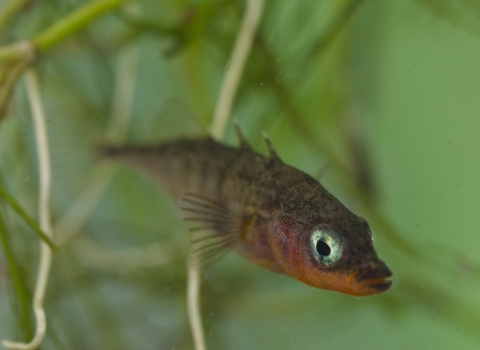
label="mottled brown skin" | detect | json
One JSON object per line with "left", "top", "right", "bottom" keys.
{"left": 107, "top": 137, "right": 392, "bottom": 296}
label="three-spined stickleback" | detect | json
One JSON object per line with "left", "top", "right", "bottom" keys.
{"left": 105, "top": 127, "right": 392, "bottom": 296}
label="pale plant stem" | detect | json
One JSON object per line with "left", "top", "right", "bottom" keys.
{"left": 2, "top": 69, "right": 53, "bottom": 350}
{"left": 187, "top": 264, "right": 205, "bottom": 350}
{"left": 210, "top": 0, "right": 264, "bottom": 140}
{"left": 3, "top": 29, "right": 139, "bottom": 349}
{"left": 188, "top": 1, "right": 264, "bottom": 350}
{"left": 54, "top": 40, "right": 138, "bottom": 245}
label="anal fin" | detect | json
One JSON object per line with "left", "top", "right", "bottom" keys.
{"left": 179, "top": 193, "right": 243, "bottom": 266}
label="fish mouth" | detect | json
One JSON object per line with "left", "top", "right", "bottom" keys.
{"left": 362, "top": 277, "right": 392, "bottom": 293}
{"left": 352, "top": 262, "right": 393, "bottom": 296}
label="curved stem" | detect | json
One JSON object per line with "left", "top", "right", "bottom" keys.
{"left": 188, "top": 1, "right": 264, "bottom": 350}
{"left": 187, "top": 263, "right": 206, "bottom": 350}
{"left": 2, "top": 69, "right": 53, "bottom": 350}
{"left": 210, "top": 0, "right": 264, "bottom": 140}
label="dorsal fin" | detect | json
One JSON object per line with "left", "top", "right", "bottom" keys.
{"left": 233, "top": 119, "right": 251, "bottom": 149}
{"left": 262, "top": 131, "right": 281, "bottom": 161}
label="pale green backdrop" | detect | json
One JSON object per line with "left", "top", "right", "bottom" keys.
{"left": 0, "top": 1, "right": 479, "bottom": 349}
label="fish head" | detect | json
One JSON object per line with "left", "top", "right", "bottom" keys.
{"left": 271, "top": 213, "right": 392, "bottom": 296}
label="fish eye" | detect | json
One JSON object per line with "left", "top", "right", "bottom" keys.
{"left": 310, "top": 228, "right": 343, "bottom": 267}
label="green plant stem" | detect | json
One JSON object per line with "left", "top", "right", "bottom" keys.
{"left": 0, "top": 213, "right": 33, "bottom": 339}
{"left": 0, "top": 0, "right": 132, "bottom": 63}
{"left": 0, "top": 188, "right": 57, "bottom": 251}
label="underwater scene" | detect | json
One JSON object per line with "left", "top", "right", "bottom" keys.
{"left": 0, "top": 1, "right": 479, "bottom": 349}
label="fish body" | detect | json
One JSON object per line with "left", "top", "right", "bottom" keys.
{"left": 106, "top": 136, "right": 392, "bottom": 296}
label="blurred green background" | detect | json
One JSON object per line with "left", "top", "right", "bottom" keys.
{"left": 0, "top": 0, "right": 480, "bottom": 349}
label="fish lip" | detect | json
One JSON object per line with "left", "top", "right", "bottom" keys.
{"left": 364, "top": 277, "right": 392, "bottom": 293}
{"left": 353, "top": 262, "right": 393, "bottom": 294}
{"left": 355, "top": 262, "right": 392, "bottom": 283}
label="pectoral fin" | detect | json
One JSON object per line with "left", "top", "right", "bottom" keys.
{"left": 179, "top": 193, "right": 243, "bottom": 266}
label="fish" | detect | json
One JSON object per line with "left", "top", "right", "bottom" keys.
{"left": 104, "top": 117, "right": 392, "bottom": 297}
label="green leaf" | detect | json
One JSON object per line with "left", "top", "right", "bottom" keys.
{"left": 0, "top": 187, "right": 58, "bottom": 251}
{"left": 0, "top": 212, "right": 33, "bottom": 339}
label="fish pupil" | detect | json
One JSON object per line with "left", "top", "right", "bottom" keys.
{"left": 316, "top": 240, "right": 331, "bottom": 256}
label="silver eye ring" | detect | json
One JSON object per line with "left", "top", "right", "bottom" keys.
{"left": 310, "top": 227, "right": 343, "bottom": 267}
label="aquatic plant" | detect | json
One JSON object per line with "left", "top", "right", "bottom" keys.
{"left": 0, "top": 0, "right": 479, "bottom": 349}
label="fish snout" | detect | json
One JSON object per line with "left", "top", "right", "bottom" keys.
{"left": 353, "top": 261, "right": 392, "bottom": 295}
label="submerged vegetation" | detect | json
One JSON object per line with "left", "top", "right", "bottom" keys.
{"left": 0, "top": 0, "right": 480, "bottom": 349}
